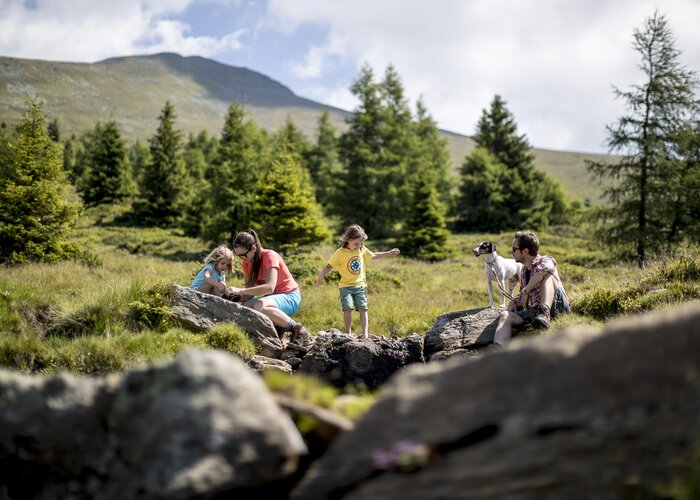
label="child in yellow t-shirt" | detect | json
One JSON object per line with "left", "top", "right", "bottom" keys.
{"left": 316, "top": 224, "right": 400, "bottom": 338}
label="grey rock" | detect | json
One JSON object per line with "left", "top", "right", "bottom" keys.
{"left": 424, "top": 307, "right": 500, "bottom": 359}
{"left": 171, "top": 284, "right": 284, "bottom": 358}
{"left": 0, "top": 350, "right": 306, "bottom": 499}
{"left": 249, "top": 355, "right": 294, "bottom": 374}
{"left": 295, "top": 303, "right": 700, "bottom": 499}
{"left": 297, "top": 332, "right": 424, "bottom": 389}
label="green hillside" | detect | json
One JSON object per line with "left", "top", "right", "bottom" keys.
{"left": 0, "top": 53, "right": 608, "bottom": 202}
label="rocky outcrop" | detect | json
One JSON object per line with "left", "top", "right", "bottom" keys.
{"left": 297, "top": 330, "right": 425, "bottom": 389}
{"left": 294, "top": 304, "right": 700, "bottom": 499}
{"left": 423, "top": 307, "right": 500, "bottom": 359}
{"left": 171, "top": 284, "right": 284, "bottom": 358}
{"left": 0, "top": 350, "right": 306, "bottom": 499}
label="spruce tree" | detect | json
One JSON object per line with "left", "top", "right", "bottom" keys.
{"left": 203, "top": 103, "right": 269, "bottom": 244}
{"left": 252, "top": 151, "right": 330, "bottom": 252}
{"left": 0, "top": 100, "right": 80, "bottom": 263}
{"left": 455, "top": 147, "right": 514, "bottom": 232}
{"left": 76, "top": 120, "right": 132, "bottom": 206}
{"left": 338, "top": 65, "right": 416, "bottom": 237}
{"left": 307, "top": 110, "right": 340, "bottom": 207}
{"left": 412, "top": 99, "right": 453, "bottom": 208}
{"left": 132, "top": 101, "right": 191, "bottom": 227}
{"left": 587, "top": 11, "right": 698, "bottom": 266}
{"left": 403, "top": 172, "right": 451, "bottom": 261}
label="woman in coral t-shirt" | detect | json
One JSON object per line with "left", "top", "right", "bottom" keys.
{"left": 225, "top": 230, "right": 310, "bottom": 344}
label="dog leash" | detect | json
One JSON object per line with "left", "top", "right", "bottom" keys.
{"left": 491, "top": 268, "right": 516, "bottom": 302}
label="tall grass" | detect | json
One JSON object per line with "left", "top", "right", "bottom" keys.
{"left": 1, "top": 219, "right": 697, "bottom": 377}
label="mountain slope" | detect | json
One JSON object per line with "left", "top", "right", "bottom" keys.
{"left": 0, "top": 53, "right": 606, "bottom": 202}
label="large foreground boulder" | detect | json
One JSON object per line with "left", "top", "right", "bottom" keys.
{"left": 0, "top": 350, "right": 306, "bottom": 499}
{"left": 171, "top": 284, "right": 284, "bottom": 358}
{"left": 295, "top": 303, "right": 700, "bottom": 499}
{"left": 297, "top": 330, "right": 425, "bottom": 389}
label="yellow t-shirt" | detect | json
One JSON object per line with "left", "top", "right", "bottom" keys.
{"left": 327, "top": 246, "right": 375, "bottom": 288}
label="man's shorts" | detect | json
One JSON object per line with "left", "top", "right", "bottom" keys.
{"left": 339, "top": 286, "right": 368, "bottom": 311}
{"left": 251, "top": 289, "right": 301, "bottom": 317}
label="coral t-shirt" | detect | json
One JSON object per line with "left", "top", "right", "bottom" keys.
{"left": 242, "top": 249, "right": 299, "bottom": 295}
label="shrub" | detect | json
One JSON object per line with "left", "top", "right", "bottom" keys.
{"left": 205, "top": 324, "right": 256, "bottom": 361}
{"left": 126, "top": 283, "right": 174, "bottom": 332}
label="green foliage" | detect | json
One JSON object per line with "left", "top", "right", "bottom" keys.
{"left": 402, "top": 173, "right": 451, "bottom": 261}
{"left": 455, "top": 96, "right": 570, "bottom": 232}
{"left": 205, "top": 324, "right": 256, "bottom": 360}
{"left": 132, "top": 101, "right": 192, "bottom": 227}
{"left": 587, "top": 12, "right": 699, "bottom": 267}
{"left": 307, "top": 110, "right": 341, "bottom": 207}
{"left": 126, "top": 283, "right": 174, "bottom": 332}
{"left": 262, "top": 369, "right": 376, "bottom": 421}
{"left": 0, "top": 99, "right": 81, "bottom": 264}
{"left": 75, "top": 119, "right": 133, "bottom": 206}
{"left": 574, "top": 255, "right": 700, "bottom": 320}
{"left": 252, "top": 151, "right": 331, "bottom": 252}
{"left": 337, "top": 65, "right": 450, "bottom": 238}
{"left": 201, "top": 103, "right": 269, "bottom": 244}
{"left": 284, "top": 253, "right": 323, "bottom": 285}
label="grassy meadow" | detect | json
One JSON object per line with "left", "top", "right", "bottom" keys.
{"left": 1, "top": 206, "right": 700, "bottom": 387}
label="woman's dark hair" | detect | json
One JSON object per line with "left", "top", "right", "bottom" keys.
{"left": 233, "top": 230, "right": 263, "bottom": 283}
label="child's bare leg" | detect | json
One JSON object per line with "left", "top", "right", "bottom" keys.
{"left": 198, "top": 284, "right": 215, "bottom": 295}
{"left": 343, "top": 309, "right": 353, "bottom": 334}
{"left": 359, "top": 309, "right": 368, "bottom": 338}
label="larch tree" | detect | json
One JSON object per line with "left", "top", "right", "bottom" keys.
{"left": 587, "top": 11, "right": 698, "bottom": 266}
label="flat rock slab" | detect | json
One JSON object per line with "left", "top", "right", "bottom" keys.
{"left": 171, "top": 284, "right": 284, "bottom": 358}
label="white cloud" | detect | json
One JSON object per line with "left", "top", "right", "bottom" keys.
{"left": 265, "top": 0, "right": 700, "bottom": 152}
{"left": 0, "top": 0, "right": 244, "bottom": 62}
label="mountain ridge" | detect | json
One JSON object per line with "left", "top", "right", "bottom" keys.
{"left": 0, "top": 52, "right": 607, "bottom": 202}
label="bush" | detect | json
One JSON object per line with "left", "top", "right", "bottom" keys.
{"left": 126, "top": 283, "right": 174, "bottom": 332}
{"left": 205, "top": 324, "right": 256, "bottom": 361}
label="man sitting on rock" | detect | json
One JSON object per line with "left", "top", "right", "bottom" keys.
{"left": 494, "top": 230, "right": 570, "bottom": 345}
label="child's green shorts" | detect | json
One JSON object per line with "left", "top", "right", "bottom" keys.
{"left": 339, "top": 285, "right": 368, "bottom": 311}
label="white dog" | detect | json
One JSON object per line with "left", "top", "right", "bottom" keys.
{"left": 473, "top": 241, "right": 523, "bottom": 309}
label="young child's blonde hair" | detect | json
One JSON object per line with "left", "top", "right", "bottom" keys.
{"left": 203, "top": 245, "right": 234, "bottom": 273}
{"left": 339, "top": 224, "right": 368, "bottom": 248}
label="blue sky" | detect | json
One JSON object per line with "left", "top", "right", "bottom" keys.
{"left": 1, "top": 0, "right": 699, "bottom": 153}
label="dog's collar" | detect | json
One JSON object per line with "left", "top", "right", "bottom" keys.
{"left": 484, "top": 253, "right": 497, "bottom": 264}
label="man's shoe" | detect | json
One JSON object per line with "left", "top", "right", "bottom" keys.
{"left": 532, "top": 304, "right": 551, "bottom": 329}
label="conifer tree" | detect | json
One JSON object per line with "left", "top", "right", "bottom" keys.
{"left": 0, "top": 100, "right": 80, "bottom": 263}
{"left": 338, "top": 65, "right": 417, "bottom": 237}
{"left": 307, "top": 110, "right": 340, "bottom": 207}
{"left": 76, "top": 120, "right": 132, "bottom": 206}
{"left": 202, "top": 103, "right": 268, "bottom": 244}
{"left": 402, "top": 172, "right": 450, "bottom": 261}
{"left": 132, "top": 101, "right": 191, "bottom": 227}
{"left": 273, "top": 118, "right": 310, "bottom": 164}
{"left": 588, "top": 11, "right": 698, "bottom": 266}
{"left": 252, "top": 151, "right": 330, "bottom": 252}
{"left": 455, "top": 147, "right": 515, "bottom": 231}
{"left": 412, "top": 99, "right": 453, "bottom": 208}
{"left": 47, "top": 118, "right": 60, "bottom": 142}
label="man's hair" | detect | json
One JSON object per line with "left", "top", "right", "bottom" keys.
{"left": 515, "top": 230, "right": 540, "bottom": 256}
